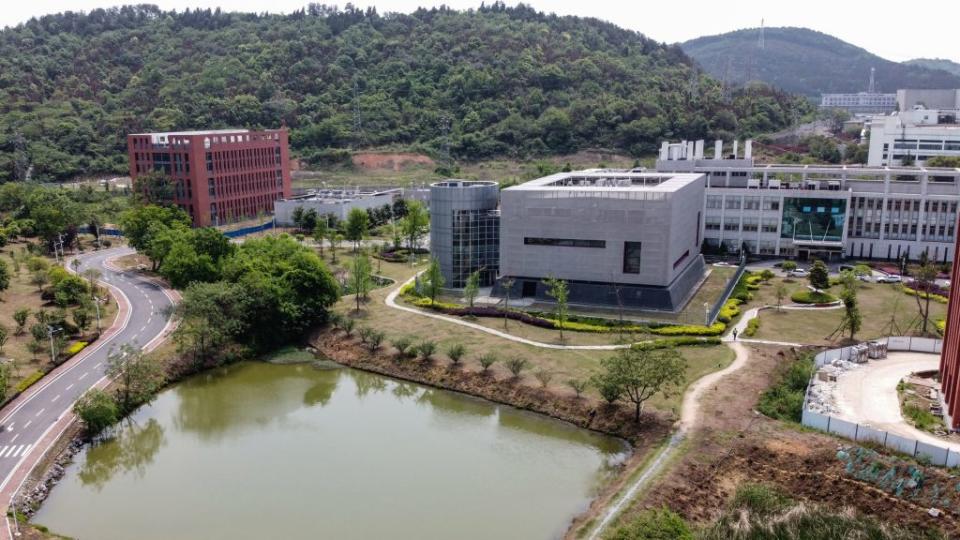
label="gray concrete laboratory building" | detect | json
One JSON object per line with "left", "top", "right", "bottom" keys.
{"left": 429, "top": 180, "right": 500, "bottom": 288}
{"left": 497, "top": 171, "right": 707, "bottom": 311}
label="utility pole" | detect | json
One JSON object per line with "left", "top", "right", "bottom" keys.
{"left": 47, "top": 325, "right": 60, "bottom": 365}
{"left": 94, "top": 296, "right": 105, "bottom": 334}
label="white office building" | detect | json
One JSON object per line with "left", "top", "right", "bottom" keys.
{"left": 656, "top": 140, "right": 960, "bottom": 263}
{"left": 867, "top": 107, "right": 960, "bottom": 167}
{"left": 820, "top": 92, "right": 897, "bottom": 114}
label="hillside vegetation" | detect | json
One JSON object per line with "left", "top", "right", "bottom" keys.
{"left": 682, "top": 27, "right": 960, "bottom": 97}
{"left": 0, "top": 3, "right": 813, "bottom": 182}
{"left": 904, "top": 58, "right": 960, "bottom": 78}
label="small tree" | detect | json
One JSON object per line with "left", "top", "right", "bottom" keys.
{"left": 73, "top": 389, "right": 119, "bottom": 435}
{"left": 70, "top": 258, "right": 81, "bottom": 274}
{"left": 345, "top": 207, "right": 370, "bottom": 252}
{"left": 30, "top": 270, "right": 49, "bottom": 292}
{"left": 534, "top": 369, "right": 553, "bottom": 388}
{"left": 350, "top": 253, "right": 373, "bottom": 312}
{"left": 544, "top": 276, "right": 569, "bottom": 342}
{"left": 775, "top": 284, "right": 787, "bottom": 312}
{"left": 500, "top": 277, "right": 515, "bottom": 331}
{"left": 13, "top": 308, "right": 29, "bottom": 335}
{"left": 73, "top": 307, "right": 91, "bottom": 334}
{"left": 912, "top": 253, "right": 939, "bottom": 335}
{"left": 27, "top": 340, "right": 44, "bottom": 360}
{"left": 400, "top": 200, "right": 429, "bottom": 256}
{"left": 416, "top": 340, "right": 437, "bottom": 360}
{"left": 106, "top": 343, "right": 165, "bottom": 413}
{"left": 595, "top": 346, "right": 687, "bottom": 421}
{"left": 505, "top": 357, "right": 528, "bottom": 379}
{"left": 358, "top": 326, "right": 374, "bottom": 344}
{"left": 313, "top": 220, "right": 328, "bottom": 256}
{"left": 0, "top": 325, "right": 7, "bottom": 353}
{"left": 392, "top": 336, "right": 413, "bottom": 358}
{"left": 423, "top": 257, "right": 445, "bottom": 305}
{"left": 781, "top": 261, "right": 797, "bottom": 274}
{"left": 446, "top": 343, "right": 466, "bottom": 365}
{"left": 0, "top": 363, "right": 9, "bottom": 402}
{"left": 567, "top": 379, "right": 588, "bottom": 398}
{"left": 808, "top": 260, "right": 830, "bottom": 291}
{"left": 367, "top": 330, "right": 385, "bottom": 351}
{"left": 341, "top": 317, "right": 355, "bottom": 336}
{"left": 840, "top": 288, "right": 862, "bottom": 340}
{"left": 478, "top": 353, "right": 497, "bottom": 373}
{"left": 463, "top": 269, "right": 482, "bottom": 308}
{"left": 759, "top": 269, "right": 775, "bottom": 281}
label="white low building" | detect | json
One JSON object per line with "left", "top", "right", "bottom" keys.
{"left": 868, "top": 107, "right": 960, "bottom": 167}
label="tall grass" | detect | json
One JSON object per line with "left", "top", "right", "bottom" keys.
{"left": 757, "top": 354, "right": 815, "bottom": 422}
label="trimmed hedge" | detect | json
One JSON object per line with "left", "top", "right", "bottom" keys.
{"left": 902, "top": 286, "right": 949, "bottom": 304}
{"left": 937, "top": 319, "right": 947, "bottom": 335}
{"left": 634, "top": 336, "right": 722, "bottom": 350}
{"left": 743, "top": 317, "right": 760, "bottom": 338}
{"left": 65, "top": 341, "right": 88, "bottom": 356}
{"left": 717, "top": 298, "right": 743, "bottom": 324}
{"left": 16, "top": 371, "right": 45, "bottom": 393}
{"left": 790, "top": 290, "right": 838, "bottom": 304}
{"left": 745, "top": 274, "right": 763, "bottom": 290}
{"left": 650, "top": 322, "right": 726, "bottom": 336}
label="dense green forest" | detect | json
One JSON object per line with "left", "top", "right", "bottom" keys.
{"left": 904, "top": 58, "right": 960, "bottom": 78}
{"left": 682, "top": 27, "right": 960, "bottom": 97}
{"left": 0, "top": 3, "right": 814, "bottom": 182}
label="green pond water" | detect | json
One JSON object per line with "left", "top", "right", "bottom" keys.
{"left": 33, "top": 361, "right": 628, "bottom": 540}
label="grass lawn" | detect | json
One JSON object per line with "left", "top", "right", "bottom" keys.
{"left": 319, "top": 244, "right": 734, "bottom": 415}
{"left": 0, "top": 241, "right": 117, "bottom": 396}
{"left": 749, "top": 277, "right": 947, "bottom": 346}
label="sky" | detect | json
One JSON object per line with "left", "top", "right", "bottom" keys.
{"left": 1, "top": 0, "right": 956, "bottom": 63}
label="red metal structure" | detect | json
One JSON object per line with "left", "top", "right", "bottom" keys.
{"left": 127, "top": 129, "right": 291, "bottom": 227}
{"left": 939, "top": 216, "right": 960, "bottom": 428}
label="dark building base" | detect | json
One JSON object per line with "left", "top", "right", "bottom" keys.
{"left": 493, "top": 256, "right": 706, "bottom": 312}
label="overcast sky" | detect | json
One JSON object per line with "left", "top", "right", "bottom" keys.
{"left": 2, "top": 0, "right": 956, "bottom": 63}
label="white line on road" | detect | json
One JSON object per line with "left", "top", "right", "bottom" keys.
{"left": 6, "top": 424, "right": 13, "bottom": 431}
{"left": 1, "top": 447, "right": 12, "bottom": 458}
{"left": 78, "top": 372, "right": 88, "bottom": 380}
{"left": 51, "top": 395, "right": 60, "bottom": 403}
{"left": 13, "top": 445, "right": 24, "bottom": 457}
{"left": 35, "top": 408, "right": 45, "bottom": 417}
{"left": 10, "top": 434, "right": 18, "bottom": 443}
{"left": 94, "top": 363, "right": 102, "bottom": 369}
{"left": 65, "top": 384, "right": 73, "bottom": 391}
{"left": 23, "top": 421, "right": 31, "bottom": 429}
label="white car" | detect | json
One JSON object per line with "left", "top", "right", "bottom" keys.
{"left": 788, "top": 268, "right": 808, "bottom": 278}
{"left": 876, "top": 274, "right": 902, "bottom": 284}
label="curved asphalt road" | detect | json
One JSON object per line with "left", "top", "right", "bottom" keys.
{"left": 0, "top": 247, "right": 174, "bottom": 508}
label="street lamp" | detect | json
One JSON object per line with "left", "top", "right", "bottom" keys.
{"left": 704, "top": 302, "right": 710, "bottom": 326}
{"left": 93, "top": 296, "right": 106, "bottom": 334}
{"left": 46, "top": 325, "right": 62, "bottom": 365}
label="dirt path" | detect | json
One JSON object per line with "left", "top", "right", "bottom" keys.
{"left": 585, "top": 341, "right": 752, "bottom": 539}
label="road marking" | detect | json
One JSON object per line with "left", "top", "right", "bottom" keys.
{"left": 65, "top": 384, "right": 74, "bottom": 391}
{"left": 6, "top": 423, "right": 13, "bottom": 431}
{"left": 1, "top": 446, "right": 12, "bottom": 458}
{"left": 94, "top": 363, "right": 102, "bottom": 369}
{"left": 10, "top": 434, "right": 18, "bottom": 443}
{"left": 51, "top": 395, "right": 60, "bottom": 403}
{"left": 13, "top": 445, "right": 24, "bottom": 457}
{"left": 35, "top": 408, "right": 45, "bottom": 417}
{"left": 23, "top": 421, "right": 31, "bottom": 429}
{"left": 79, "top": 372, "right": 88, "bottom": 380}
{"left": 140, "top": 325, "right": 148, "bottom": 333}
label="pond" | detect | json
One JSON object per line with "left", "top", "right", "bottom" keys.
{"left": 33, "top": 361, "right": 628, "bottom": 540}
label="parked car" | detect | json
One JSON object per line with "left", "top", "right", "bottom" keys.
{"left": 858, "top": 274, "right": 874, "bottom": 283}
{"left": 876, "top": 274, "right": 902, "bottom": 284}
{"left": 788, "top": 268, "right": 808, "bottom": 278}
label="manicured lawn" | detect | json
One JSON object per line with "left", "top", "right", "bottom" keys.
{"left": 751, "top": 277, "right": 947, "bottom": 346}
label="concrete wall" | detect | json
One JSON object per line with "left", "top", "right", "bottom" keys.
{"left": 897, "top": 89, "right": 960, "bottom": 111}
{"left": 429, "top": 181, "right": 500, "bottom": 288}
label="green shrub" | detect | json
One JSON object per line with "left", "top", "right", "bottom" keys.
{"left": 937, "top": 319, "right": 947, "bottom": 335}
{"left": 790, "top": 290, "right": 838, "bottom": 304}
{"left": 633, "top": 336, "right": 721, "bottom": 350}
{"left": 743, "top": 317, "right": 760, "bottom": 338}
{"left": 757, "top": 354, "right": 815, "bottom": 422}
{"left": 745, "top": 274, "right": 763, "bottom": 290}
{"left": 73, "top": 389, "right": 119, "bottom": 434}
{"left": 65, "top": 341, "right": 88, "bottom": 356}
{"left": 607, "top": 507, "right": 693, "bottom": 540}
{"left": 901, "top": 286, "right": 948, "bottom": 304}
{"left": 730, "top": 484, "right": 793, "bottom": 515}
{"left": 650, "top": 322, "right": 726, "bottom": 336}
{"left": 903, "top": 403, "right": 944, "bottom": 432}
{"left": 717, "top": 298, "right": 743, "bottom": 323}
{"left": 15, "top": 371, "right": 45, "bottom": 393}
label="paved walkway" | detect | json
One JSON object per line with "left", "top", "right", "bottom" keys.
{"left": 832, "top": 352, "right": 959, "bottom": 452}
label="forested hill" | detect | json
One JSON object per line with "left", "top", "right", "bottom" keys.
{"left": 681, "top": 27, "right": 960, "bottom": 97}
{"left": 904, "top": 58, "right": 960, "bottom": 78}
{"left": 0, "top": 4, "right": 813, "bottom": 182}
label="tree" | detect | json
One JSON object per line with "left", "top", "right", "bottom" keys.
{"left": 446, "top": 343, "right": 466, "bottom": 365}
{"left": 132, "top": 170, "right": 175, "bottom": 205}
{"left": 73, "top": 307, "right": 92, "bottom": 334}
{"left": 478, "top": 353, "right": 497, "bottom": 373}
{"left": 13, "top": 308, "right": 30, "bottom": 335}
{"left": 759, "top": 269, "right": 775, "bottom": 281}
{"left": 534, "top": 369, "right": 553, "bottom": 387}
{"left": 567, "top": 379, "right": 588, "bottom": 398}
{"left": 544, "top": 276, "right": 569, "bottom": 342}
{"left": 54, "top": 275, "right": 90, "bottom": 307}
{"left": 313, "top": 220, "right": 328, "bottom": 256}
{"left": 392, "top": 336, "right": 413, "bottom": 358}
{"left": 781, "top": 261, "right": 797, "bottom": 273}
{"left": 106, "top": 343, "right": 165, "bottom": 412}
{"left": 775, "top": 284, "right": 787, "bottom": 312}
{"left": 291, "top": 206, "right": 305, "bottom": 231}
{"left": 329, "top": 232, "right": 343, "bottom": 263}
{"left": 595, "top": 346, "right": 687, "bottom": 421}
{"left": 423, "top": 257, "right": 445, "bottom": 305}
{"left": 0, "top": 362, "right": 9, "bottom": 402}
{"left": 300, "top": 209, "right": 318, "bottom": 233}
{"left": 30, "top": 270, "right": 49, "bottom": 292}
{"left": 0, "top": 325, "right": 7, "bottom": 353}
{"left": 400, "top": 200, "right": 429, "bottom": 256}
{"left": 839, "top": 288, "right": 862, "bottom": 341}
{"left": 505, "top": 357, "right": 528, "bottom": 378}
{"left": 82, "top": 268, "right": 103, "bottom": 295}
{"left": 912, "top": 253, "right": 939, "bottom": 335}
{"left": 416, "top": 340, "right": 436, "bottom": 360}
{"left": 159, "top": 241, "right": 218, "bottom": 288}
{"left": 350, "top": 252, "right": 373, "bottom": 312}
{"left": 73, "top": 389, "right": 119, "bottom": 435}
{"left": 119, "top": 205, "right": 190, "bottom": 254}
{"left": 345, "top": 207, "right": 370, "bottom": 252}
{"left": 463, "top": 268, "right": 481, "bottom": 308}
{"left": 808, "top": 259, "right": 830, "bottom": 291}
{"left": 500, "top": 277, "right": 515, "bottom": 331}
{"left": 0, "top": 259, "right": 10, "bottom": 298}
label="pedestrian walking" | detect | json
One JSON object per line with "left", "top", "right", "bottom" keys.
{"left": 732, "top": 328, "right": 739, "bottom": 341}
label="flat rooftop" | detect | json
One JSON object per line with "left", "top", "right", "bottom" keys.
{"left": 130, "top": 129, "right": 251, "bottom": 137}
{"left": 506, "top": 170, "right": 703, "bottom": 193}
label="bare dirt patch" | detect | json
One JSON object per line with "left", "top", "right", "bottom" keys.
{"left": 352, "top": 152, "right": 435, "bottom": 171}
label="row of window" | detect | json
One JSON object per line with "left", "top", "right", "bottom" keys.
{"left": 705, "top": 195, "right": 780, "bottom": 211}
{"left": 523, "top": 237, "right": 606, "bottom": 248}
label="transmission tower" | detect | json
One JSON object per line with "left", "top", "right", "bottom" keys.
{"left": 758, "top": 18, "right": 765, "bottom": 50}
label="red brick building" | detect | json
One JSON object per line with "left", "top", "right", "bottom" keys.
{"left": 127, "top": 129, "right": 292, "bottom": 227}
{"left": 939, "top": 217, "right": 960, "bottom": 428}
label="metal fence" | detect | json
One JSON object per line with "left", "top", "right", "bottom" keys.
{"left": 222, "top": 221, "right": 275, "bottom": 238}
{"left": 803, "top": 337, "right": 953, "bottom": 466}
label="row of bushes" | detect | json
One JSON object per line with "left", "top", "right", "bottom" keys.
{"left": 790, "top": 290, "right": 839, "bottom": 304}
{"left": 633, "top": 336, "right": 722, "bottom": 350}
{"left": 717, "top": 298, "right": 743, "bottom": 323}
{"left": 901, "top": 285, "right": 949, "bottom": 304}
{"left": 743, "top": 317, "right": 760, "bottom": 338}
{"left": 15, "top": 371, "right": 45, "bottom": 393}
{"left": 404, "top": 289, "right": 728, "bottom": 337}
